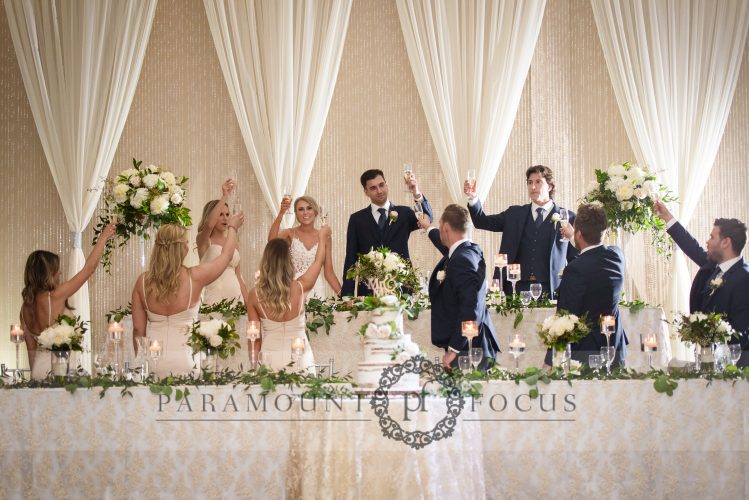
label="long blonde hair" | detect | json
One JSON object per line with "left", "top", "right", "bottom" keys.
{"left": 145, "top": 224, "right": 187, "bottom": 304}
{"left": 256, "top": 238, "right": 295, "bottom": 317}
{"left": 294, "top": 196, "right": 319, "bottom": 223}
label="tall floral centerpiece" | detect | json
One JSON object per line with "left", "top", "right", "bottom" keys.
{"left": 345, "top": 247, "right": 420, "bottom": 299}
{"left": 582, "top": 162, "right": 675, "bottom": 255}
{"left": 675, "top": 312, "right": 736, "bottom": 370}
{"left": 37, "top": 315, "right": 86, "bottom": 376}
{"left": 93, "top": 159, "right": 192, "bottom": 271}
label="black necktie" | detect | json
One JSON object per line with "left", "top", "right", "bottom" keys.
{"left": 535, "top": 207, "right": 545, "bottom": 227}
{"left": 703, "top": 266, "right": 722, "bottom": 295}
{"left": 377, "top": 208, "right": 387, "bottom": 231}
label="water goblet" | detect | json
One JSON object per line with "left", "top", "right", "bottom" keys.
{"left": 729, "top": 344, "right": 742, "bottom": 366}
{"left": 470, "top": 348, "right": 483, "bottom": 370}
{"left": 529, "top": 283, "right": 542, "bottom": 302}
{"left": 519, "top": 291, "right": 532, "bottom": 307}
{"left": 588, "top": 354, "right": 603, "bottom": 373}
{"left": 558, "top": 209, "right": 570, "bottom": 242}
{"left": 458, "top": 355, "right": 471, "bottom": 374}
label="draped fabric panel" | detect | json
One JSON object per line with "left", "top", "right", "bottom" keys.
{"left": 396, "top": 0, "right": 546, "bottom": 203}
{"left": 4, "top": 0, "right": 157, "bottom": 368}
{"left": 203, "top": 0, "right": 352, "bottom": 219}
{"left": 591, "top": 0, "right": 749, "bottom": 358}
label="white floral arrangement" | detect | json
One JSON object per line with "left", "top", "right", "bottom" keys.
{"left": 537, "top": 311, "right": 590, "bottom": 352}
{"left": 675, "top": 312, "right": 736, "bottom": 347}
{"left": 582, "top": 161, "right": 676, "bottom": 255}
{"left": 93, "top": 158, "right": 192, "bottom": 271}
{"left": 346, "top": 247, "right": 420, "bottom": 298}
{"left": 37, "top": 315, "right": 86, "bottom": 352}
{"left": 390, "top": 341, "right": 422, "bottom": 362}
{"left": 186, "top": 318, "right": 240, "bottom": 359}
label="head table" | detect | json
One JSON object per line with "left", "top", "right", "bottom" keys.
{"left": 0, "top": 378, "right": 745, "bottom": 498}
{"left": 109, "top": 306, "right": 671, "bottom": 376}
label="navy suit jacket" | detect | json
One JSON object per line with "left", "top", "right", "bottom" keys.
{"left": 341, "top": 199, "right": 433, "bottom": 296}
{"left": 467, "top": 200, "right": 578, "bottom": 295}
{"left": 546, "top": 245, "right": 626, "bottom": 364}
{"left": 668, "top": 222, "right": 749, "bottom": 350}
{"left": 426, "top": 230, "right": 500, "bottom": 357}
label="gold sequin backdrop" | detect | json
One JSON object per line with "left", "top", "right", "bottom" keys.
{"left": 1, "top": 0, "right": 748, "bottom": 367}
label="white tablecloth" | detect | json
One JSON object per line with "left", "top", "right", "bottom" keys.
{"left": 0, "top": 380, "right": 745, "bottom": 498}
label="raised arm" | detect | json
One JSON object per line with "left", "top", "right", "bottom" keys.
{"left": 267, "top": 196, "right": 293, "bottom": 242}
{"left": 298, "top": 226, "right": 330, "bottom": 292}
{"left": 427, "top": 227, "right": 449, "bottom": 255}
{"left": 192, "top": 212, "right": 245, "bottom": 287}
{"left": 196, "top": 179, "right": 234, "bottom": 255}
{"left": 53, "top": 223, "right": 116, "bottom": 301}
{"left": 653, "top": 200, "right": 709, "bottom": 267}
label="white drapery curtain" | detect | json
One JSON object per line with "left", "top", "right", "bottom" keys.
{"left": 396, "top": 0, "right": 546, "bottom": 204}
{"left": 203, "top": 0, "right": 352, "bottom": 218}
{"left": 5, "top": 0, "right": 157, "bottom": 367}
{"left": 591, "top": 0, "right": 749, "bottom": 357}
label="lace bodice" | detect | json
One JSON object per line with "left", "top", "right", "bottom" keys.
{"left": 290, "top": 237, "right": 318, "bottom": 279}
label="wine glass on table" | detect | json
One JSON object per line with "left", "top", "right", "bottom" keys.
{"left": 529, "top": 283, "right": 542, "bottom": 303}
{"left": 403, "top": 163, "right": 414, "bottom": 193}
{"left": 558, "top": 209, "right": 570, "bottom": 242}
{"left": 508, "top": 334, "right": 526, "bottom": 372}
{"left": 519, "top": 291, "right": 532, "bottom": 307}
{"left": 470, "top": 348, "right": 483, "bottom": 371}
{"left": 458, "top": 356, "right": 471, "bottom": 374}
{"left": 507, "top": 264, "right": 521, "bottom": 297}
{"left": 729, "top": 344, "right": 742, "bottom": 367}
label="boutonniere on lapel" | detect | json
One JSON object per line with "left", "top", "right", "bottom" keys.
{"left": 550, "top": 213, "right": 561, "bottom": 227}
{"left": 708, "top": 276, "right": 724, "bottom": 295}
{"left": 388, "top": 210, "right": 398, "bottom": 224}
{"left": 436, "top": 269, "right": 446, "bottom": 283}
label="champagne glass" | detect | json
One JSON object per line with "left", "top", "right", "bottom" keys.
{"left": 729, "top": 344, "right": 742, "bottom": 366}
{"left": 318, "top": 204, "right": 328, "bottom": 227}
{"left": 458, "top": 355, "right": 471, "bottom": 373}
{"left": 282, "top": 186, "right": 292, "bottom": 214}
{"left": 588, "top": 354, "right": 602, "bottom": 373}
{"left": 465, "top": 170, "right": 476, "bottom": 193}
{"left": 508, "top": 334, "right": 525, "bottom": 372}
{"left": 519, "top": 291, "right": 532, "bottom": 307}
{"left": 470, "top": 347, "right": 483, "bottom": 371}
{"left": 640, "top": 333, "right": 658, "bottom": 370}
{"left": 507, "top": 264, "right": 521, "bottom": 297}
{"left": 558, "top": 209, "right": 570, "bottom": 242}
{"left": 529, "top": 283, "right": 542, "bottom": 303}
{"left": 413, "top": 201, "right": 425, "bottom": 233}
{"left": 403, "top": 163, "right": 413, "bottom": 193}
{"left": 247, "top": 321, "right": 260, "bottom": 369}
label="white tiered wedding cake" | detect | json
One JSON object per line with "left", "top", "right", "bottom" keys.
{"left": 356, "top": 295, "right": 421, "bottom": 391}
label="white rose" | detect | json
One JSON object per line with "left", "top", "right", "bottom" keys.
{"left": 143, "top": 173, "right": 159, "bottom": 189}
{"left": 160, "top": 171, "right": 176, "bottom": 186}
{"left": 209, "top": 335, "right": 223, "bottom": 348}
{"left": 404, "top": 341, "right": 420, "bottom": 356}
{"left": 147, "top": 164, "right": 159, "bottom": 173}
{"left": 642, "top": 180, "right": 656, "bottom": 196}
{"left": 569, "top": 360, "right": 582, "bottom": 372}
{"left": 688, "top": 314, "right": 698, "bottom": 322}
{"left": 365, "top": 323, "right": 379, "bottom": 337}
{"left": 120, "top": 168, "right": 138, "bottom": 178}
{"left": 380, "top": 295, "right": 398, "bottom": 306}
{"left": 377, "top": 324, "right": 392, "bottom": 338}
{"left": 633, "top": 187, "right": 647, "bottom": 200}
{"left": 129, "top": 174, "right": 141, "bottom": 187}
{"left": 586, "top": 180, "right": 600, "bottom": 192}
{"left": 130, "top": 188, "right": 148, "bottom": 208}
{"left": 150, "top": 195, "right": 170, "bottom": 215}
{"left": 200, "top": 319, "right": 222, "bottom": 338}
{"left": 383, "top": 254, "right": 399, "bottom": 272}
{"left": 56, "top": 323, "right": 75, "bottom": 339}
{"left": 168, "top": 184, "right": 183, "bottom": 195}
{"left": 615, "top": 184, "right": 634, "bottom": 201}
{"left": 542, "top": 316, "right": 555, "bottom": 330}
{"left": 718, "top": 322, "right": 728, "bottom": 333}
{"left": 551, "top": 213, "right": 561, "bottom": 223}
{"left": 113, "top": 183, "right": 129, "bottom": 204}
{"left": 608, "top": 164, "right": 626, "bottom": 177}
{"left": 436, "top": 270, "right": 446, "bottom": 282}
{"left": 170, "top": 192, "right": 183, "bottom": 205}
{"left": 605, "top": 176, "right": 623, "bottom": 192}
{"left": 620, "top": 201, "right": 634, "bottom": 211}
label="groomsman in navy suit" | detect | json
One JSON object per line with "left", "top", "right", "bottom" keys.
{"left": 422, "top": 204, "right": 500, "bottom": 369}
{"left": 544, "top": 202, "right": 627, "bottom": 366}
{"left": 340, "top": 169, "right": 433, "bottom": 296}
{"left": 654, "top": 202, "right": 749, "bottom": 366}
{"left": 466, "top": 165, "right": 578, "bottom": 298}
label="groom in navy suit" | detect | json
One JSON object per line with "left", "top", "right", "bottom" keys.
{"left": 341, "top": 169, "right": 433, "bottom": 296}
{"left": 544, "top": 202, "right": 627, "bottom": 366}
{"left": 424, "top": 204, "right": 500, "bottom": 369}
{"left": 654, "top": 202, "right": 749, "bottom": 366}
{"left": 466, "top": 165, "right": 578, "bottom": 298}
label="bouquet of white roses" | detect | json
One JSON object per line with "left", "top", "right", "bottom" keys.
{"left": 537, "top": 310, "right": 590, "bottom": 352}
{"left": 93, "top": 158, "right": 192, "bottom": 271}
{"left": 582, "top": 162, "right": 675, "bottom": 255}
{"left": 675, "top": 312, "right": 736, "bottom": 347}
{"left": 186, "top": 318, "right": 240, "bottom": 359}
{"left": 37, "top": 315, "right": 86, "bottom": 352}
{"left": 346, "top": 247, "right": 420, "bottom": 298}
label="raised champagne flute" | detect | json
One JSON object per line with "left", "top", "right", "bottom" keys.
{"left": 465, "top": 170, "right": 476, "bottom": 193}
{"left": 282, "top": 186, "right": 292, "bottom": 214}
{"left": 414, "top": 201, "right": 425, "bottom": 233}
{"left": 507, "top": 264, "right": 521, "bottom": 297}
{"left": 318, "top": 204, "right": 328, "bottom": 227}
{"left": 403, "top": 163, "right": 413, "bottom": 193}
{"left": 558, "top": 209, "right": 570, "bottom": 242}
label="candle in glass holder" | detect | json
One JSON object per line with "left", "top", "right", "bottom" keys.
{"left": 291, "top": 337, "right": 305, "bottom": 351}
{"left": 108, "top": 321, "right": 124, "bottom": 342}
{"left": 9, "top": 324, "right": 24, "bottom": 343}
{"left": 246, "top": 321, "right": 260, "bottom": 339}
{"left": 495, "top": 253, "right": 508, "bottom": 268}
{"left": 507, "top": 264, "right": 521, "bottom": 279}
{"left": 509, "top": 334, "right": 525, "bottom": 351}
{"left": 641, "top": 333, "right": 658, "bottom": 351}
{"left": 149, "top": 339, "right": 162, "bottom": 358}
{"left": 600, "top": 315, "right": 615, "bottom": 332}
{"left": 461, "top": 321, "right": 479, "bottom": 338}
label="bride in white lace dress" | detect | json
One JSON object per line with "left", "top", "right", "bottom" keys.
{"left": 196, "top": 179, "right": 249, "bottom": 305}
{"left": 268, "top": 195, "right": 341, "bottom": 299}
{"left": 247, "top": 227, "right": 330, "bottom": 373}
